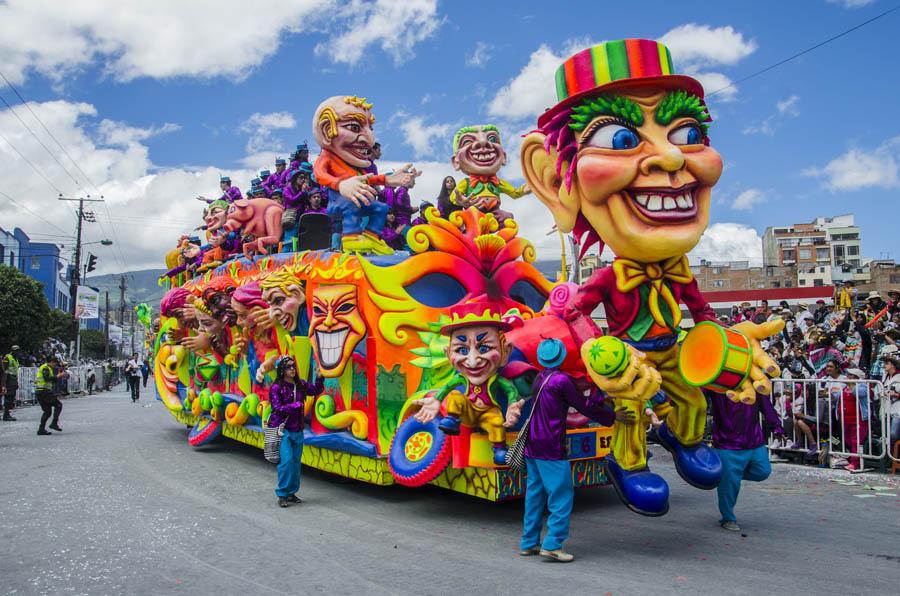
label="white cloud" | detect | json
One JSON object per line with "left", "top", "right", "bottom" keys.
{"left": 398, "top": 114, "right": 454, "bottom": 159}
{"left": 826, "top": 0, "right": 875, "bottom": 7}
{"left": 777, "top": 95, "right": 800, "bottom": 116}
{"left": 658, "top": 24, "right": 758, "bottom": 69}
{"left": 315, "top": 0, "right": 441, "bottom": 66}
{"left": 691, "top": 223, "right": 764, "bottom": 265}
{"left": 98, "top": 121, "right": 181, "bottom": 146}
{"left": 466, "top": 42, "right": 493, "bottom": 68}
{"left": 731, "top": 188, "right": 766, "bottom": 211}
{"left": 487, "top": 44, "right": 563, "bottom": 121}
{"left": 0, "top": 0, "right": 442, "bottom": 85}
{"left": 239, "top": 111, "right": 296, "bottom": 154}
{"left": 803, "top": 137, "right": 900, "bottom": 191}
{"left": 741, "top": 119, "right": 775, "bottom": 136}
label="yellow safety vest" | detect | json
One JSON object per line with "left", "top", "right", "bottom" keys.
{"left": 4, "top": 354, "right": 18, "bottom": 377}
{"left": 35, "top": 364, "right": 54, "bottom": 391}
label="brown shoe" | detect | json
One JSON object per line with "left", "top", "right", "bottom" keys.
{"left": 540, "top": 548, "right": 575, "bottom": 562}
{"left": 519, "top": 546, "right": 540, "bottom": 556}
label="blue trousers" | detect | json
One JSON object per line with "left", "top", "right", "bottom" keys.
{"left": 714, "top": 446, "right": 771, "bottom": 523}
{"left": 521, "top": 458, "right": 573, "bottom": 551}
{"left": 275, "top": 429, "right": 304, "bottom": 497}
{"left": 326, "top": 189, "right": 387, "bottom": 236}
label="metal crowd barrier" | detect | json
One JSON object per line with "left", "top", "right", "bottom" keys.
{"left": 768, "top": 378, "right": 896, "bottom": 466}
{"left": 12, "top": 365, "right": 124, "bottom": 406}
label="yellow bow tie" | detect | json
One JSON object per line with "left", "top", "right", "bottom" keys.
{"left": 613, "top": 256, "right": 693, "bottom": 328}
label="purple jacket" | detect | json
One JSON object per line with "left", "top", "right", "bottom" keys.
{"left": 381, "top": 225, "right": 405, "bottom": 250}
{"left": 524, "top": 369, "right": 615, "bottom": 460}
{"left": 708, "top": 391, "right": 783, "bottom": 450}
{"left": 268, "top": 377, "right": 324, "bottom": 432}
{"left": 283, "top": 185, "right": 308, "bottom": 210}
{"left": 220, "top": 186, "right": 242, "bottom": 203}
{"left": 265, "top": 171, "right": 287, "bottom": 194}
{"left": 381, "top": 187, "right": 415, "bottom": 226}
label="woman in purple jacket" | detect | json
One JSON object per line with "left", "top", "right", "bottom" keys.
{"left": 269, "top": 357, "right": 324, "bottom": 507}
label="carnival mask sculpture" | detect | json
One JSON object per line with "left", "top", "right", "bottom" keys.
{"left": 449, "top": 125, "right": 529, "bottom": 225}
{"left": 521, "top": 39, "right": 784, "bottom": 517}
{"left": 309, "top": 283, "right": 367, "bottom": 377}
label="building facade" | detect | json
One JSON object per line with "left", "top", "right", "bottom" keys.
{"left": 13, "top": 228, "right": 71, "bottom": 312}
{"left": 763, "top": 214, "right": 866, "bottom": 286}
{"left": 0, "top": 227, "right": 21, "bottom": 270}
{"left": 691, "top": 260, "right": 797, "bottom": 292}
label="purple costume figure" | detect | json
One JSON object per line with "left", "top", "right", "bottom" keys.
{"left": 290, "top": 142, "right": 309, "bottom": 172}
{"left": 269, "top": 357, "right": 324, "bottom": 505}
{"left": 365, "top": 141, "right": 381, "bottom": 176}
{"left": 510, "top": 339, "right": 622, "bottom": 562}
{"left": 267, "top": 158, "right": 288, "bottom": 192}
{"left": 381, "top": 186, "right": 415, "bottom": 227}
{"left": 218, "top": 176, "right": 242, "bottom": 203}
{"left": 282, "top": 164, "right": 315, "bottom": 230}
{"left": 707, "top": 390, "right": 782, "bottom": 531}
{"left": 259, "top": 170, "right": 273, "bottom": 197}
{"left": 304, "top": 187, "right": 327, "bottom": 215}
{"left": 410, "top": 201, "right": 433, "bottom": 226}
{"left": 381, "top": 211, "right": 405, "bottom": 251}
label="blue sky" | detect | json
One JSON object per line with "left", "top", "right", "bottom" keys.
{"left": 0, "top": 0, "right": 897, "bottom": 273}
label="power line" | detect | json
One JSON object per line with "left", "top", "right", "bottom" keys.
{"left": 0, "top": 189, "right": 69, "bottom": 234}
{"left": 708, "top": 3, "right": 900, "bottom": 97}
{"left": 0, "top": 90, "right": 83, "bottom": 191}
{"left": 0, "top": 69, "right": 104, "bottom": 195}
{"left": 0, "top": 130, "right": 64, "bottom": 194}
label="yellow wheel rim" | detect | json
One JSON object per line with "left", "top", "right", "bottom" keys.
{"left": 404, "top": 431, "right": 433, "bottom": 462}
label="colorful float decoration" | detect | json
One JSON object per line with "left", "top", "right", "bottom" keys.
{"left": 154, "top": 206, "right": 614, "bottom": 501}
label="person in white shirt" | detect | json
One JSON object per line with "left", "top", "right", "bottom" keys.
{"left": 124, "top": 353, "right": 141, "bottom": 402}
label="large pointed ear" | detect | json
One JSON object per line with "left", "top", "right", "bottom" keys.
{"left": 520, "top": 133, "right": 580, "bottom": 233}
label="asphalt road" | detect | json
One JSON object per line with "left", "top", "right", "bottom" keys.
{"left": 1, "top": 387, "right": 898, "bottom": 596}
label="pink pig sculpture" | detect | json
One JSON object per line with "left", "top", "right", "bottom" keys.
{"left": 223, "top": 198, "right": 285, "bottom": 258}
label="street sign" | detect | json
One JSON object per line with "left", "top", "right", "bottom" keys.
{"left": 75, "top": 286, "right": 100, "bottom": 319}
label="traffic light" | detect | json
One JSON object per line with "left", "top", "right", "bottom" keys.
{"left": 86, "top": 253, "right": 98, "bottom": 273}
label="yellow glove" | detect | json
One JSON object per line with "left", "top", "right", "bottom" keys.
{"left": 580, "top": 339, "right": 661, "bottom": 402}
{"left": 726, "top": 320, "right": 785, "bottom": 404}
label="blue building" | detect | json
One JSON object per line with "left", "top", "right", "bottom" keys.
{"left": 0, "top": 227, "right": 21, "bottom": 270}
{"left": 12, "top": 228, "right": 71, "bottom": 312}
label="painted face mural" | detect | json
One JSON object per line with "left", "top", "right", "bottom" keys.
{"left": 309, "top": 283, "right": 367, "bottom": 377}
{"left": 451, "top": 125, "right": 507, "bottom": 176}
{"left": 313, "top": 96, "right": 376, "bottom": 169}
{"left": 259, "top": 270, "right": 305, "bottom": 333}
{"left": 445, "top": 324, "right": 509, "bottom": 387}
{"left": 205, "top": 202, "right": 228, "bottom": 235}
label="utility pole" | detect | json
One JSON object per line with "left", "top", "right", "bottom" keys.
{"left": 118, "top": 275, "right": 126, "bottom": 327}
{"left": 104, "top": 291, "right": 110, "bottom": 358}
{"left": 59, "top": 195, "right": 104, "bottom": 349}
{"left": 129, "top": 306, "right": 135, "bottom": 354}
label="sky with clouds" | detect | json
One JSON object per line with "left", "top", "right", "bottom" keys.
{"left": 0, "top": 0, "right": 897, "bottom": 275}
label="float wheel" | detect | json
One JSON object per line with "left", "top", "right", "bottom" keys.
{"left": 188, "top": 416, "right": 222, "bottom": 447}
{"left": 389, "top": 415, "right": 451, "bottom": 487}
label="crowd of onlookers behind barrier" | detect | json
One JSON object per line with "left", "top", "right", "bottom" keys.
{"left": 6, "top": 359, "right": 141, "bottom": 405}
{"left": 712, "top": 288, "right": 900, "bottom": 471}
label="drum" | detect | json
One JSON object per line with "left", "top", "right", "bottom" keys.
{"left": 678, "top": 321, "right": 752, "bottom": 393}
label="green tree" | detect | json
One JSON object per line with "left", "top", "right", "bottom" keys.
{"left": 47, "top": 308, "right": 76, "bottom": 344}
{"left": 0, "top": 264, "right": 51, "bottom": 353}
{"left": 79, "top": 329, "right": 108, "bottom": 359}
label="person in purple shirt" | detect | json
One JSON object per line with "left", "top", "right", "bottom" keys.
{"left": 269, "top": 157, "right": 288, "bottom": 191}
{"left": 218, "top": 176, "right": 242, "bottom": 203}
{"left": 381, "top": 185, "right": 415, "bottom": 227}
{"left": 268, "top": 356, "right": 324, "bottom": 508}
{"left": 289, "top": 142, "right": 309, "bottom": 172}
{"left": 505, "top": 339, "right": 632, "bottom": 562}
{"left": 410, "top": 201, "right": 433, "bottom": 226}
{"left": 381, "top": 210, "right": 405, "bottom": 251}
{"left": 707, "top": 389, "right": 783, "bottom": 531}
{"left": 304, "top": 187, "right": 327, "bottom": 215}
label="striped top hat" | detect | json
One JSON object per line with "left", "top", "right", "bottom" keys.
{"left": 538, "top": 38, "right": 703, "bottom": 127}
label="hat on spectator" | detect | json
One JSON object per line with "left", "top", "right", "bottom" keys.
{"left": 275, "top": 157, "right": 286, "bottom": 166}
{"left": 846, "top": 368, "right": 865, "bottom": 379}
{"left": 866, "top": 291, "right": 882, "bottom": 301}
{"left": 882, "top": 345, "right": 899, "bottom": 356}
{"left": 797, "top": 302, "right": 809, "bottom": 309}
{"left": 740, "top": 301, "right": 751, "bottom": 308}
{"left": 816, "top": 299, "right": 826, "bottom": 304}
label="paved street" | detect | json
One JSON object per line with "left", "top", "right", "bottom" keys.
{"left": 1, "top": 388, "right": 898, "bottom": 596}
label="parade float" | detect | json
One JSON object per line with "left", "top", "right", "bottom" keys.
{"left": 153, "top": 39, "right": 783, "bottom": 509}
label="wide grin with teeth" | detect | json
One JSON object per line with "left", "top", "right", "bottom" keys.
{"left": 469, "top": 149, "right": 498, "bottom": 166}
{"left": 316, "top": 328, "right": 350, "bottom": 369}
{"left": 626, "top": 185, "right": 698, "bottom": 223}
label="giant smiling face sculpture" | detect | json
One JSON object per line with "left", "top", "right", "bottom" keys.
{"left": 309, "top": 283, "right": 367, "bottom": 377}
{"left": 451, "top": 125, "right": 507, "bottom": 177}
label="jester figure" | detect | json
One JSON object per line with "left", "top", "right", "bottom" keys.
{"left": 521, "top": 39, "right": 783, "bottom": 516}
{"left": 450, "top": 124, "right": 530, "bottom": 225}
{"left": 312, "top": 95, "right": 421, "bottom": 255}
{"left": 413, "top": 298, "right": 520, "bottom": 465}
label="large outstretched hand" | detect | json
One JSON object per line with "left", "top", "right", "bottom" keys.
{"left": 726, "top": 319, "right": 785, "bottom": 404}
{"left": 412, "top": 395, "right": 441, "bottom": 423}
{"left": 385, "top": 164, "right": 422, "bottom": 189}
{"left": 338, "top": 176, "right": 377, "bottom": 207}
{"left": 580, "top": 341, "right": 661, "bottom": 402}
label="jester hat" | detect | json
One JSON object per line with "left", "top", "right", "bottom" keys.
{"left": 439, "top": 297, "right": 513, "bottom": 336}
{"left": 537, "top": 38, "right": 704, "bottom": 128}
